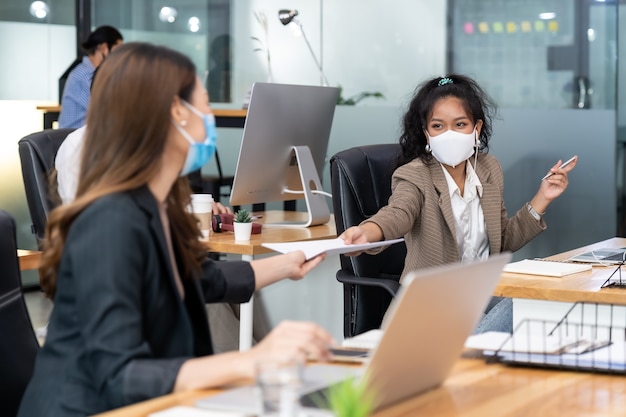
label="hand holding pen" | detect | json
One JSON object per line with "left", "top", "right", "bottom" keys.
{"left": 531, "top": 156, "right": 578, "bottom": 213}
{"left": 541, "top": 156, "right": 578, "bottom": 181}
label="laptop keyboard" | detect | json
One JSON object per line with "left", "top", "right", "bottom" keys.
{"left": 602, "top": 253, "right": 626, "bottom": 262}
{"left": 299, "top": 381, "right": 343, "bottom": 409}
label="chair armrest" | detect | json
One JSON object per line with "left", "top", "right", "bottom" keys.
{"left": 336, "top": 270, "right": 401, "bottom": 297}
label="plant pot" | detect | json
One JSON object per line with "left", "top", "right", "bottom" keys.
{"left": 234, "top": 222, "right": 253, "bottom": 241}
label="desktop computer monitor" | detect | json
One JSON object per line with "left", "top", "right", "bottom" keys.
{"left": 229, "top": 82, "right": 339, "bottom": 227}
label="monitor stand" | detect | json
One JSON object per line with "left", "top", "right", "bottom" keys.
{"left": 268, "top": 146, "right": 330, "bottom": 228}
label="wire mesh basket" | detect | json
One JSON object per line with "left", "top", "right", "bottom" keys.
{"left": 489, "top": 302, "right": 626, "bottom": 373}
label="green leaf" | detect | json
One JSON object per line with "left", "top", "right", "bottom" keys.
{"left": 327, "top": 377, "right": 376, "bottom": 417}
{"left": 335, "top": 85, "right": 385, "bottom": 106}
{"left": 234, "top": 209, "right": 252, "bottom": 223}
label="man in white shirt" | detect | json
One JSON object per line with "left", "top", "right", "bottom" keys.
{"left": 55, "top": 126, "right": 205, "bottom": 203}
{"left": 55, "top": 126, "right": 86, "bottom": 204}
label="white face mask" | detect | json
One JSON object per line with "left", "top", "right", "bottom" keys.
{"left": 427, "top": 128, "right": 478, "bottom": 168}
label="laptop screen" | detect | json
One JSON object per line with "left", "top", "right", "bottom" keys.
{"left": 196, "top": 253, "right": 512, "bottom": 414}
{"left": 568, "top": 247, "right": 626, "bottom": 264}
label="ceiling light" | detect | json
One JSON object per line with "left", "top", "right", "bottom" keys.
{"left": 159, "top": 7, "right": 177, "bottom": 23}
{"left": 188, "top": 17, "right": 200, "bottom": 33}
{"left": 29, "top": 1, "right": 49, "bottom": 19}
{"left": 538, "top": 12, "right": 556, "bottom": 20}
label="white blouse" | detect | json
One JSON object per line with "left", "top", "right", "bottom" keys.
{"left": 440, "top": 161, "right": 489, "bottom": 263}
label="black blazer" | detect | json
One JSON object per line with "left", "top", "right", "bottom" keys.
{"left": 18, "top": 186, "right": 255, "bottom": 417}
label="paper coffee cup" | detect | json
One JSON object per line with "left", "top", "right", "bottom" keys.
{"left": 191, "top": 194, "right": 213, "bottom": 238}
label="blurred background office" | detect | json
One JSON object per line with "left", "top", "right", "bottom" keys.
{"left": 1, "top": 0, "right": 625, "bottom": 339}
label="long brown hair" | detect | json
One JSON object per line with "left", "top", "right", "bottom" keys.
{"left": 40, "top": 42, "right": 208, "bottom": 299}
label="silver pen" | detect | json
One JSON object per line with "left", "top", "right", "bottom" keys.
{"left": 541, "top": 156, "right": 577, "bottom": 180}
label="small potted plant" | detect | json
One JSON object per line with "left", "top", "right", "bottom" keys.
{"left": 233, "top": 209, "right": 253, "bottom": 241}
{"left": 326, "top": 377, "right": 375, "bottom": 417}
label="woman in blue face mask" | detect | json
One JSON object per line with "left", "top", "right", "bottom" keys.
{"left": 172, "top": 98, "right": 218, "bottom": 176}
{"left": 17, "top": 42, "right": 334, "bottom": 417}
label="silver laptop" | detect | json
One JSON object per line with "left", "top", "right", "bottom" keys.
{"left": 568, "top": 247, "right": 626, "bottom": 264}
{"left": 196, "top": 253, "right": 512, "bottom": 413}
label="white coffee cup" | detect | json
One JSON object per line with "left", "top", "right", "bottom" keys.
{"left": 190, "top": 194, "right": 213, "bottom": 239}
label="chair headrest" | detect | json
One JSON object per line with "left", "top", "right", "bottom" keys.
{"left": 330, "top": 144, "right": 401, "bottom": 222}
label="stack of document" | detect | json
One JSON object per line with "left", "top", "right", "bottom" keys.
{"left": 341, "top": 328, "right": 383, "bottom": 350}
{"left": 465, "top": 331, "right": 611, "bottom": 355}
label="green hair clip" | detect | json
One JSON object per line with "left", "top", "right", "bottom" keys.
{"left": 438, "top": 77, "right": 453, "bottom": 87}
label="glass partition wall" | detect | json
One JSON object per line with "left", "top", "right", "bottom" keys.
{"left": 89, "top": 0, "right": 448, "bottom": 107}
{"left": 1, "top": 0, "right": 625, "bottom": 288}
{"left": 89, "top": 1, "right": 626, "bottom": 255}
{"left": 450, "top": 0, "right": 620, "bottom": 258}
{"left": 93, "top": 0, "right": 232, "bottom": 102}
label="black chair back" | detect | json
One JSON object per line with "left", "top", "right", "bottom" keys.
{"left": 202, "top": 150, "right": 235, "bottom": 202}
{"left": 0, "top": 210, "right": 39, "bottom": 416}
{"left": 18, "top": 128, "right": 75, "bottom": 249}
{"left": 330, "top": 144, "right": 407, "bottom": 337}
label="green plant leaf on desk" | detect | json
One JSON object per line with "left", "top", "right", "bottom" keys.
{"left": 327, "top": 377, "right": 376, "bottom": 417}
{"left": 336, "top": 85, "right": 385, "bottom": 106}
{"left": 234, "top": 209, "right": 252, "bottom": 223}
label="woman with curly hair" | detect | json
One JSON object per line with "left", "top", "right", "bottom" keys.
{"left": 340, "top": 74, "right": 577, "bottom": 332}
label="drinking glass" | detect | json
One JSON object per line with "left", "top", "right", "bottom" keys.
{"left": 255, "top": 358, "right": 302, "bottom": 417}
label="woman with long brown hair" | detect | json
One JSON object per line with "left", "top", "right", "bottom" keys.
{"left": 18, "top": 42, "right": 333, "bottom": 417}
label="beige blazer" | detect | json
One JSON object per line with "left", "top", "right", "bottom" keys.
{"left": 364, "top": 153, "right": 546, "bottom": 280}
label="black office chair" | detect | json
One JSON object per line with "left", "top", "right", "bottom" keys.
{"left": 18, "top": 128, "right": 75, "bottom": 249}
{"left": 0, "top": 210, "right": 40, "bottom": 416}
{"left": 330, "top": 144, "right": 407, "bottom": 337}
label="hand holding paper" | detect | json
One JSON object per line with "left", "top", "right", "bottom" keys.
{"left": 262, "top": 237, "right": 404, "bottom": 260}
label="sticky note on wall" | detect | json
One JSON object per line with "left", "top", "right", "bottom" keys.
{"left": 506, "top": 22, "right": 517, "bottom": 33}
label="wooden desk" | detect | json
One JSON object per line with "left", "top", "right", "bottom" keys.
{"left": 92, "top": 357, "right": 626, "bottom": 417}
{"left": 36, "top": 106, "right": 247, "bottom": 129}
{"left": 17, "top": 249, "right": 41, "bottom": 271}
{"left": 495, "top": 237, "right": 626, "bottom": 305}
{"left": 204, "top": 210, "right": 336, "bottom": 256}
{"left": 203, "top": 210, "right": 336, "bottom": 350}
{"left": 36, "top": 105, "right": 62, "bottom": 130}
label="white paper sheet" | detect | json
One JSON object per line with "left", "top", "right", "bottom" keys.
{"left": 341, "top": 328, "right": 384, "bottom": 350}
{"left": 262, "top": 237, "right": 404, "bottom": 260}
{"left": 149, "top": 405, "right": 252, "bottom": 417}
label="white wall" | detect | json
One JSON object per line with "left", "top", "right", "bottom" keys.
{"left": 231, "top": 0, "right": 447, "bottom": 107}
{"left": 0, "top": 22, "right": 74, "bottom": 101}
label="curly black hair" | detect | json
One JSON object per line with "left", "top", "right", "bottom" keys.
{"left": 397, "top": 74, "right": 497, "bottom": 168}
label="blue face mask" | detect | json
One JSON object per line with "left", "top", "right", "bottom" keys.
{"left": 173, "top": 100, "right": 217, "bottom": 176}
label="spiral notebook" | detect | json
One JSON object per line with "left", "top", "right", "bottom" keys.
{"left": 503, "top": 259, "right": 591, "bottom": 277}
